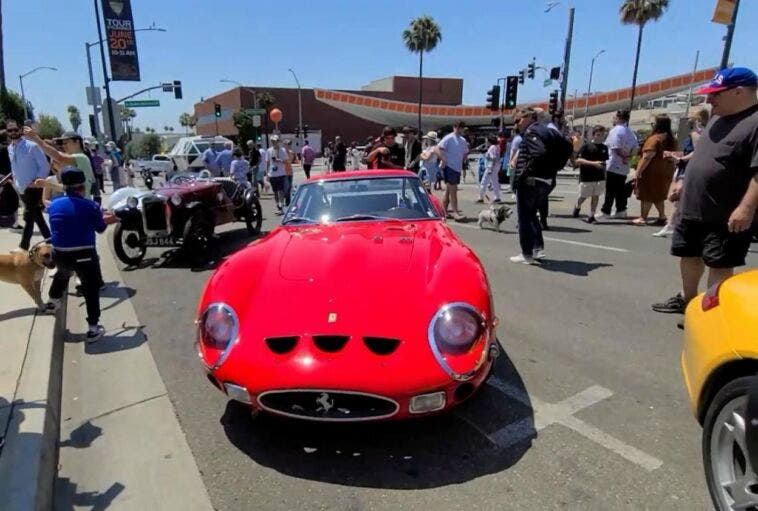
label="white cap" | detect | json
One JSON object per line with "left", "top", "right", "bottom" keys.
{"left": 270, "top": 135, "right": 280, "bottom": 142}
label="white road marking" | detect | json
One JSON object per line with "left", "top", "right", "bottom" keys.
{"left": 450, "top": 222, "right": 630, "bottom": 253}
{"left": 483, "top": 377, "right": 663, "bottom": 471}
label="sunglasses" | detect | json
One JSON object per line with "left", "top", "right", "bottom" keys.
{"left": 6, "top": 128, "right": 19, "bottom": 133}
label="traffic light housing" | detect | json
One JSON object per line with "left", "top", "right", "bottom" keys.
{"left": 527, "top": 62, "right": 535, "bottom": 80}
{"left": 173, "top": 80, "right": 182, "bottom": 100}
{"left": 549, "top": 66, "right": 561, "bottom": 80}
{"left": 518, "top": 70, "right": 525, "bottom": 85}
{"left": 505, "top": 76, "right": 518, "bottom": 109}
{"left": 548, "top": 90, "right": 559, "bottom": 115}
{"left": 214, "top": 103, "right": 222, "bottom": 118}
{"left": 486, "top": 85, "right": 500, "bottom": 111}
{"left": 303, "top": 124, "right": 309, "bottom": 137}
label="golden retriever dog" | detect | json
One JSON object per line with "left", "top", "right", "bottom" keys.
{"left": 0, "top": 242, "right": 55, "bottom": 310}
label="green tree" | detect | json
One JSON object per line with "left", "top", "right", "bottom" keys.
{"left": 36, "top": 113, "right": 64, "bottom": 139}
{"left": 620, "top": 0, "right": 670, "bottom": 111}
{"left": 67, "top": 105, "right": 82, "bottom": 133}
{"left": 0, "top": 88, "right": 30, "bottom": 124}
{"left": 233, "top": 111, "right": 257, "bottom": 147}
{"left": 256, "top": 92, "right": 276, "bottom": 145}
{"left": 179, "top": 112, "right": 196, "bottom": 134}
{"left": 403, "top": 15, "right": 442, "bottom": 133}
{"left": 139, "top": 133, "right": 162, "bottom": 157}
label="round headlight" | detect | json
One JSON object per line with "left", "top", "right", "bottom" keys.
{"left": 199, "top": 303, "right": 238, "bottom": 351}
{"left": 170, "top": 194, "right": 182, "bottom": 206}
{"left": 126, "top": 196, "right": 138, "bottom": 208}
{"left": 431, "top": 305, "right": 483, "bottom": 355}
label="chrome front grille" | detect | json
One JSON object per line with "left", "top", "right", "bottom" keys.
{"left": 258, "top": 390, "right": 398, "bottom": 421}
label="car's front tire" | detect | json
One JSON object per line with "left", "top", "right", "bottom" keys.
{"left": 113, "top": 223, "right": 147, "bottom": 266}
{"left": 703, "top": 376, "right": 758, "bottom": 510}
{"left": 182, "top": 211, "right": 213, "bottom": 266}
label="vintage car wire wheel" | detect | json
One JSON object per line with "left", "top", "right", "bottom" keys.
{"left": 182, "top": 212, "right": 213, "bottom": 265}
{"left": 245, "top": 196, "right": 262, "bottom": 235}
{"left": 113, "top": 223, "right": 147, "bottom": 266}
{"left": 703, "top": 376, "right": 758, "bottom": 511}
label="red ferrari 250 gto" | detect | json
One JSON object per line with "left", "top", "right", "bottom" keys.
{"left": 196, "top": 170, "right": 500, "bottom": 421}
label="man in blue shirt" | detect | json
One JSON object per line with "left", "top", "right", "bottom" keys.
{"left": 6, "top": 120, "right": 51, "bottom": 250}
{"left": 46, "top": 167, "right": 106, "bottom": 341}
{"left": 214, "top": 142, "right": 233, "bottom": 177}
{"left": 201, "top": 144, "right": 220, "bottom": 177}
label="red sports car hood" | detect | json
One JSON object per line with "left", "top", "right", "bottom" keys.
{"left": 200, "top": 220, "right": 493, "bottom": 394}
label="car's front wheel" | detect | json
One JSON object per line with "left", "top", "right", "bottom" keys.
{"left": 113, "top": 223, "right": 147, "bottom": 266}
{"left": 703, "top": 376, "right": 758, "bottom": 510}
{"left": 182, "top": 212, "right": 213, "bottom": 266}
{"left": 245, "top": 195, "right": 262, "bottom": 236}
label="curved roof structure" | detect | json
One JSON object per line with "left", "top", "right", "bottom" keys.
{"left": 315, "top": 67, "right": 719, "bottom": 129}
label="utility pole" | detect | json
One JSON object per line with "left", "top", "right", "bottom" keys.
{"left": 85, "top": 42, "right": 103, "bottom": 144}
{"left": 720, "top": 0, "right": 740, "bottom": 69}
{"left": 559, "top": 7, "right": 575, "bottom": 113}
{"left": 93, "top": 0, "right": 117, "bottom": 145}
{"left": 0, "top": 0, "right": 5, "bottom": 90}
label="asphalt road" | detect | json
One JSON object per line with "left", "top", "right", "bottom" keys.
{"left": 113, "top": 167, "right": 757, "bottom": 510}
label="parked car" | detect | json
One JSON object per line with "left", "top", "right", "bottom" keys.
{"left": 196, "top": 169, "right": 500, "bottom": 422}
{"left": 680, "top": 269, "right": 758, "bottom": 510}
{"left": 108, "top": 172, "right": 262, "bottom": 266}
{"left": 133, "top": 154, "right": 176, "bottom": 176}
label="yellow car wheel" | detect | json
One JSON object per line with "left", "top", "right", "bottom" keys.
{"left": 702, "top": 376, "right": 758, "bottom": 510}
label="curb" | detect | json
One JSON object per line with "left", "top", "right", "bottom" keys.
{"left": 0, "top": 284, "right": 67, "bottom": 511}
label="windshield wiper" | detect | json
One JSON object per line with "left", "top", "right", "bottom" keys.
{"left": 334, "top": 214, "right": 392, "bottom": 222}
{"left": 282, "top": 216, "right": 315, "bottom": 225}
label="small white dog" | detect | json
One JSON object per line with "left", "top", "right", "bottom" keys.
{"left": 477, "top": 204, "right": 513, "bottom": 232}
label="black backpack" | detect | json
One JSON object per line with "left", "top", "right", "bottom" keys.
{"left": 541, "top": 127, "right": 574, "bottom": 177}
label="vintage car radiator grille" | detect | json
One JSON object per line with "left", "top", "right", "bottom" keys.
{"left": 142, "top": 197, "right": 167, "bottom": 231}
{"left": 258, "top": 390, "right": 399, "bottom": 421}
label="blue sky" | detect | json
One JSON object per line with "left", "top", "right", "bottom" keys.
{"left": 4, "top": 0, "right": 757, "bottom": 135}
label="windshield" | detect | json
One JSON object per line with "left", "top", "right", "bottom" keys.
{"left": 283, "top": 176, "right": 439, "bottom": 225}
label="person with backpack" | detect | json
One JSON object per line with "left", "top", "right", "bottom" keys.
{"left": 510, "top": 108, "right": 573, "bottom": 265}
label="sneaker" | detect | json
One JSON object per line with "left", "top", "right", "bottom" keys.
{"left": 510, "top": 254, "right": 537, "bottom": 265}
{"left": 533, "top": 249, "right": 546, "bottom": 260}
{"left": 453, "top": 213, "right": 466, "bottom": 222}
{"left": 585, "top": 216, "right": 597, "bottom": 224}
{"left": 612, "top": 210, "right": 628, "bottom": 219}
{"left": 10, "top": 224, "right": 23, "bottom": 233}
{"left": 572, "top": 207, "right": 580, "bottom": 218}
{"left": 651, "top": 293, "right": 686, "bottom": 314}
{"left": 86, "top": 325, "right": 105, "bottom": 343}
{"left": 43, "top": 298, "right": 61, "bottom": 313}
{"left": 652, "top": 225, "right": 674, "bottom": 237}
{"left": 595, "top": 212, "right": 606, "bottom": 220}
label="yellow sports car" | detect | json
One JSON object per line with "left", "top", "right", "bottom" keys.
{"left": 681, "top": 269, "right": 758, "bottom": 510}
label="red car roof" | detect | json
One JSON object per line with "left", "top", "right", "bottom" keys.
{"left": 304, "top": 169, "right": 417, "bottom": 183}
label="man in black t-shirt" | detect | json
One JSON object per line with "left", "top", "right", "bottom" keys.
{"left": 572, "top": 126, "right": 608, "bottom": 223}
{"left": 365, "top": 127, "right": 405, "bottom": 169}
{"left": 652, "top": 67, "right": 758, "bottom": 315}
{"left": 332, "top": 136, "right": 347, "bottom": 171}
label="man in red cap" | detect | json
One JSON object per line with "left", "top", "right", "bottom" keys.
{"left": 652, "top": 67, "right": 758, "bottom": 317}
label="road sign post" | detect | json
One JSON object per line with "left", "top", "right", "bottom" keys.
{"left": 244, "top": 108, "right": 266, "bottom": 116}
{"left": 124, "top": 99, "right": 160, "bottom": 108}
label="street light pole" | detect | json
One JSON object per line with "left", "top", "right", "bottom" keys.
{"left": 582, "top": 49, "right": 605, "bottom": 141}
{"left": 219, "top": 79, "right": 258, "bottom": 108}
{"left": 720, "top": 0, "right": 740, "bottom": 69}
{"left": 93, "top": 0, "right": 117, "bottom": 145}
{"left": 19, "top": 66, "right": 57, "bottom": 121}
{"left": 288, "top": 68, "right": 303, "bottom": 148}
{"left": 559, "top": 7, "right": 575, "bottom": 112}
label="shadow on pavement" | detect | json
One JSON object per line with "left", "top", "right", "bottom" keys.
{"left": 542, "top": 225, "right": 591, "bottom": 234}
{"left": 65, "top": 323, "right": 146, "bottom": 355}
{"left": 220, "top": 351, "right": 535, "bottom": 490}
{"left": 55, "top": 478, "right": 125, "bottom": 511}
{"left": 0, "top": 306, "right": 37, "bottom": 322}
{"left": 60, "top": 420, "right": 103, "bottom": 449}
{"left": 538, "top": 259, "right": 613, "bottom": 277}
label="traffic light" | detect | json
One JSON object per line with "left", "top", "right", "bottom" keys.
{"left": 548, "top": 90, "right": 559, "bottom": 115}
{"left": 518, "top": 70, "right": 525, "bottom": 85}
{"left": 505, "top": 76, "right": 518, "bottom": 109}
{"left": 302, "top": 124, "right": 309, "bottom": 137}
{"left": 550, "top": 66, "right": 561, "bottom": 80}
{"left": 214, "top": 103, "right": 222, "bottom": 118}
{"left": 527, "top": 62, "right": 536, "bottom": 80}
{"left": 486, "top": 85, "right": 500, "bottom": 111}
{"left": 173, "top": 80, "right": 182, "bottom": 100}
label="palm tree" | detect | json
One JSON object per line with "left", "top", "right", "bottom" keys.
{"left": 179, "top": 112, "right": 195, "bottom": 134}
{"left": 67, "top": 105, "right": 82, "bottom": 133}
{"left": 620, "top": 0, "right": 670, "bottom": 111}
{"left": 256, "top": 92, "right": 276, "bottom": 145}
{"left": 403, "top": 15, "right": 442, "bottom": 133}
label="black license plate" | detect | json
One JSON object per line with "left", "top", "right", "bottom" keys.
{"left": 146, "top": 236, "right": 180, "bottom": 247}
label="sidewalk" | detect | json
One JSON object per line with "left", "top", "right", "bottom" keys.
{"left": 0, "top": 226, "right": 64, "bottom": 511}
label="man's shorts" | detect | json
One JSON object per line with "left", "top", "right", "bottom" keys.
{"left": 671, "top": 218, "right": 752, "bottom": 268}
{"left": 579, "top": 181, "right": 604, "bottom": 199}
{"left": 270, "top": 175, "right": 287, "bottom": 193}
{"left": 443, "top": 166, "right": 461, "bottom": 186}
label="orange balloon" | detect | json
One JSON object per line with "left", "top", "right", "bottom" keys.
{"left": 269, "top": 108, "right": 283, "bottom": 123}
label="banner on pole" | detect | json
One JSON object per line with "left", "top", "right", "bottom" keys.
{"left": 101, "top": 0, "right": 141, "bottom": 81}
{"left": 712, "top": 0, "right": 736, "bottom": 25}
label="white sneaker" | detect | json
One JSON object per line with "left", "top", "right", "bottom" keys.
{"left": 510, "top": 254, "right": 536, "bottom": 265}
{"left": 86, "top": 325, "right": 105, "bottom": 343}
{"left": 533, "top": 249, "right": 546, "bottom": 260}
{"left": 652, "top": 225, "right": 674, "bottom": 237}
{"left": 612, "top": 210, "right": 628, "bottom": 219}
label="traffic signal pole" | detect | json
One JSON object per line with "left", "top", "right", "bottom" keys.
{"left": 93, "top": 0, "right": 117, "bottom": 145}
{"left": 720, "top": 0, "right": 740, "bottom": 69}
{"left": 559, "top": 7, "right": 575, "bottom": 113}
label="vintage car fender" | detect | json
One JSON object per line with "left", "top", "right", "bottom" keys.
{"left": 113, "top": 206, "right": 144, "bottom": 231}
{"left": 107, "top": 187, "right": 152, "bottom": 212}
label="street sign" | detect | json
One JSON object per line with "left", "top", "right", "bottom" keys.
{"left": 252, "top": 115, "right": 261, "bottom": 127}
{"left": 244, "top": 108, "right": 266, "bottom": 115}
{"left": 544, "top": 78, "right": 553, "bottom": 88}
{"left": 86, "top": 86, "right": 102, "bottom": 107}
{"left": 124, "top": 100, "right": 160, "bottom": 108}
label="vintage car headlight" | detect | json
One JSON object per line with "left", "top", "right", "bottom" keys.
{"left": 428, "top": 303, "right": 488, "bottom": 381}
{"left": 170, "top": 193, "right": 182, "bottom": 206}
{"left": 126, "top": 195, "right": 139, "bottom": 208}
{"left": 197, "top": 303, "right": 239, "bottom": 369}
